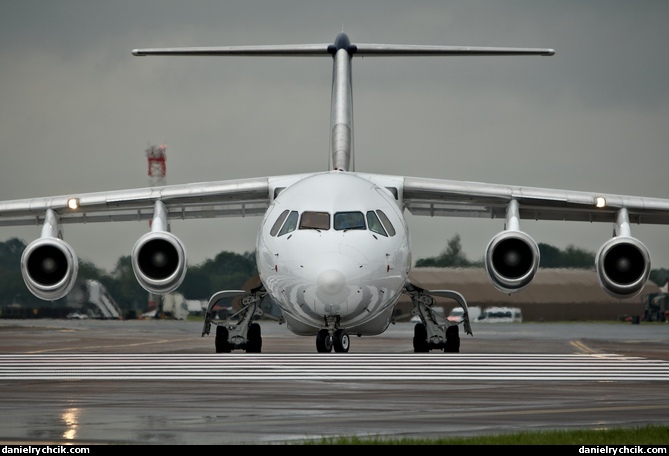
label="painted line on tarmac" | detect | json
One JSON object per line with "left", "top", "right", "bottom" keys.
{"left": 1, "top": 353, "right": 667, "bottom": 381}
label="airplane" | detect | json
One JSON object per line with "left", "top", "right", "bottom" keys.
{"left": 2, "top": 32, "right": 669, "bottom": 354}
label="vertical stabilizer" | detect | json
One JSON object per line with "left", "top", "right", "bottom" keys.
{"left": 132, "top": 34, "right": 554, "bottom": 174}
{"left": 329, "top": 33, "right": 355, "bottom": 171}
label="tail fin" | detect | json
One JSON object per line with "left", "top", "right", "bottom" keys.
{"left": 133, "top": 33, "right": 554, "bottom": 173}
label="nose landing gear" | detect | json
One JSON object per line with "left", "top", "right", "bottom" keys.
{"left": 316, "top": 328, "right": 350, "bottom": 353}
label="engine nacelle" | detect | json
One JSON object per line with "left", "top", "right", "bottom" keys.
{"left": 21, "top": 237, "right": 79, "bottom": 301}
{"left": 595, "top": 236, "right": 650, "bottom": 299}
{"left": 484, "top": 230, "right": 540, "bottom": 294}
{"left": 131, "top": 230, "right": 187, "bottom": 295}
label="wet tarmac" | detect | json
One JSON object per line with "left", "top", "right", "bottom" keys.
{"left": 0, "top": 318, "right": 667, "bottom": 445}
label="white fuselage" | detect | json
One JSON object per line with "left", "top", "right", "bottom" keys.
{"left": 256, "top": 171, "right": 411, "bottom": 336}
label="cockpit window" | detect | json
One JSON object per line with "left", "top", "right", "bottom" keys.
{"left": 299, "top": 211, "right": 330, "bottom": 230}
{"left": 366, "top": 211, "right": 388, "bottom": 236}
{"left": 334, "top": 211, "right": 366, "bottom": 231}
{"left": 376, "top": 210, "right": 396, "bottom": 236}
{"left": 277, "top": 210, "right": 299, "bottom": 236}
{"left": 270, "top": 210, "right": 290, "bottom": 236}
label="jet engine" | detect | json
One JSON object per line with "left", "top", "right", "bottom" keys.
{"left": 484, "top": 229, "right": 540, "bottom": 294}
{"left": 132, "top": 230, "right": 187, "bottom": 295}
{"left": 595, "top": 208, "right": 651, "bottom": 299}
{"left": 595, "top": 236, "right": 650, "bottom": 299}
{"left": 131, "top": 201, "right": 187, "bottom": 295}
{"left": 21, "top": 209, "right": 79, "bottom": 301}
{"left": 484, "top": 199, "right": 540, "bottom": 294}
{"left": 21, "top": 237, "right": 79, "bottom": 301}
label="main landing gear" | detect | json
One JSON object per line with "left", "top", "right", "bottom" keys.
{"left": 202, "top": 285, "right": 283, "bottom": 354}
{"left": 404, "top": 282, "right": 473, "bottom": 353}
{"left": 202, "top": 283, "right": 472, "bottom": 354}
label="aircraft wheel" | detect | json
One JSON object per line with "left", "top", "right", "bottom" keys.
{"left": 246, "top": 322, "right": 262, "bottom": 353}
{"left": 333, "top": 329, "right": 350, "bottom": 353}
{"left": 215, "top": 325, "right": 232, "bottom": 353}
{"left": 316, "top": 329, "right": 333, "bottom": 353}
{"left": 413, "top": 323, "right": 429, "bottom": 353}
{"left": 444, "top": 324, "right": 460, "bottom": 353}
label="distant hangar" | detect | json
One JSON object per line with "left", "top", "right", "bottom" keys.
{"left": 399, "top": 267, "right": 658, "bottom": 322}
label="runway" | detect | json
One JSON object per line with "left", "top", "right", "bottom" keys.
{"left": 0, "top": 319, "right": 667, "bottom": 445}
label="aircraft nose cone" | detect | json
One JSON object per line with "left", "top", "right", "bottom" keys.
{"left": 317, "top": 268, "right": 346, "bottom": 295}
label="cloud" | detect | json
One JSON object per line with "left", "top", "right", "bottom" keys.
{"left": 1, "top": 1, "right": 668, "bottom": 272}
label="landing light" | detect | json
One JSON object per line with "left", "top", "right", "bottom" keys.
{"left": 595, "top": 196, "right": 606, "bottom": 208}
{"left": 67, "top": 198, "right": 80, "bottom": 210}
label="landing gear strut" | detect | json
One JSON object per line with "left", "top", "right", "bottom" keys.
{"left": 203, "top": 285, "right": 282, "bottom": 354}
{"left": 405, "top": 282, "right": 471, "bottom": 353}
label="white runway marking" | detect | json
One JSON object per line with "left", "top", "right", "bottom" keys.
{"left": 1, "top": 353, "right": 668, "bottom": 381}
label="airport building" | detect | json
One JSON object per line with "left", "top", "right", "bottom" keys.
{"left": 398, "top": 267, "right": 658, "bottom": 322}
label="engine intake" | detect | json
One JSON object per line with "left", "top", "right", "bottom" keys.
{"left": 595, "top": 236, "right": 650, "bottom": 299}
{"left": 131, "top": 230, "right": 187, "bottom": 295}
{"left": 485, "top": 230, "right": 540, "bottom": 293}
{"left": 21, "top": 237, "right": 78, "bottom": 301}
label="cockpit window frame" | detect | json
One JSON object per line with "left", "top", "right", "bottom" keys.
{"left": 277, "top": 210, "right": 299, "bottom": 236}
{"left": 334, "top": 211, "right": 366, "bottom": 231}
{"left": 366, "top": 210, "right": 388, "bottom": 237}
{"left": 270, "top": 209, "right": 290, "bottom": 236}
{"left": 299, "top": 211, "right": 330, "bottom": 231}
{"left": 376, "top": 210, "right": 396, "bottom": 237}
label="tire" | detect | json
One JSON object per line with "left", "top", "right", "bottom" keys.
{"left": 316, "top": 329, "right": 333, "bottom": 353}
{"left": 246, "top": 322, "right": 262, "bottom": 353}
{"left": 444, "top": 324, "right": 460, "bottom": 353}
{"left": 215, "top": 325, "right": 232, "bottom": 353}
{"left": 333, "top": 329, "right": 350, "bottom": 353}
{"left": 413, "top": 323, "right": 429, "bottom": 353}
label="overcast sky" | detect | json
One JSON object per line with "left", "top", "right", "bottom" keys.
{"left": 1, "top": 0, "right": 668, "bottom": 273}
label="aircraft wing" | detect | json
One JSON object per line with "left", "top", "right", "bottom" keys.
{"left": 2, "top": 171, "right": 668, "bottom": 229}
{"left": 2, "top": 167, "right": 667, "bottom": 306}
{"left": 383, "top": 173, "right": 669, "bottom": 298}
{"left": 0, "top": 177, "right": 273, "bottom": 227}
{"left": 399, "top": 175, "right": 669, "bottom": 225}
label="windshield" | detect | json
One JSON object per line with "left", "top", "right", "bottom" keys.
{"left": 334, "top": 211, "right": 365, "bottom": 231}
{"left": 299, "top": 211, "right": 330, "bottom": 230}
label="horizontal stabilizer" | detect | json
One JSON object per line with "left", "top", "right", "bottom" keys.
{"left": 133, "top": 34, "right": 554, "bottom": 58}
{"left": 132, "top": 44, "right": 331, "bottom": 57}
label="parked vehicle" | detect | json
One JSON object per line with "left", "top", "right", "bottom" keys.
{"left": 447, "top": 306, "right": 481, "bottom": 323}
{"left": 478, "top": 306, "right": 523, "bottom": 323}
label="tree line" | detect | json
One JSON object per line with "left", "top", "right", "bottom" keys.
{"left": 415, "top": 234, "right": 669, "bottom": 286}
{"left": 0, "top": 237, "right": 256, "bottom": 316}
{"left": 0, "top": 235, "right": 667, "bottom": 317}
{"left": 415, "top": 234, "right": 596, "bottom": 268}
